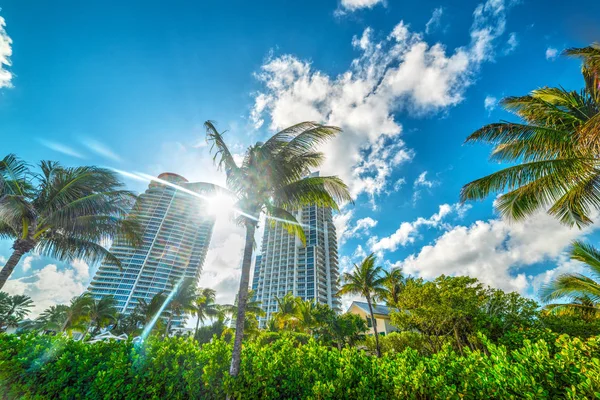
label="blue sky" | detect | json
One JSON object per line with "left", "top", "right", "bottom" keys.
{"left": 1, "top": 0, "right": 600, "bottom": 314}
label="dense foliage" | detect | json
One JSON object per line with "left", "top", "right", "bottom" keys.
{"left": 1, "top": 333, "right": 599, "bottom": 399}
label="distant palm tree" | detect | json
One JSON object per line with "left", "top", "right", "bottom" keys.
{"left": 541, "top": 240, "right": 600, "bottom": 321}
{"left": 36, "top": 304, "right": 69, "bottom": 332}
{"left": 0, "top": 155, "right": 141, "bottom": 289}
{"left": 205, "top": 120, "right": 351, "bottom": 377}
{"left": 61, "top": 294, "right": 93, "bottom": 333}
{"left": 338, "top": 253, "right": 386, "bottom": 357}
{"left": 461, "top": 44, "right": 600, "bottom": 228}
{"left": 135, "top": 292, "right": 167, "bottom": 325}
{"left": 273, "top": 292, "right": 300, "bottom": 330}
{"left": 86, "top": 296, "right": 118, "bottom": 336}
{"left": 164, "top": 278, "right": 197, "bottom": 337}
{"left": 0, "top": 293, "right": 34, "bottom": 331}
{"left": 380, "top": 268, "right": 405, "bottom": 308}
{"left": 191, "top": 288, "right": 219, "bottom": 338}
{"left": 295, "top": 298, "right": 317, "bottom": 333}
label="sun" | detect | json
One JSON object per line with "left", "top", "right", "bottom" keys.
{"left": 204, "top": 192, "right": 237, "bottom": 219}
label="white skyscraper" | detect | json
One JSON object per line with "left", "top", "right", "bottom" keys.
{"left": 252, "top": 183, "right": 340, "bottom": 325}
{"left": 88, "top": 173, "right": 215, "bottom": 327}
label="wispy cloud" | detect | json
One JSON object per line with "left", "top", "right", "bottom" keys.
{"left": 337, "top": 0, "right": 384, "bottom": 14}
{"left": 81, "top": 138, "right": 121, "bottom": 162}
{"left": 503, "top": 32, "right": 518, "bottom": 54}
{"left": 425, "top": 7, "right": 444, "bottom": 34}
{"left": 484, "top": 95, "right": 498, "bottom": 113}
{"left": 545, "top": 47, "right": 558, "bottom": 60}
{"left": 38, "top": 139, "right": 85, "bottom": 159}
{"left": 0, "top": 16, "right": 13, "bottom": 89}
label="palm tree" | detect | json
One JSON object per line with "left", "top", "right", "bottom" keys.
{"left": 36, "top": 304, "right": 69, "bottom": 332}
{"left": 461, "top": 44, "right": 600, "bottom": 228}
{"left": 222, "top": 289, "right": 265, "bottom": 336}
{"left": 163, "top": 278, "right": 197, "bottom": 337}
{"left": 61, "top": 294, "right": 93, "bottom": 334}
{"left": 205, "top": 120, "right": 351, "bottom": 377}
{"left": 295, "top": 298, "right": 317, "bottom": 333}
{"left": 541, "top": 240, "right": 600, "bottom": 321}
{"left": 191, "top": 288, "right": 219, "bottom": 338}
{"left": 86, "top": 296, "right": 118, "bottom": 336}
{"left": 272, "top": 292, "right": 300, "bottom": 330}
{"left": 380, "top": 268, "right": 405, "bottom": 308}
{"left": 135, "top": 292, "right": 167, "bottom": 325}
{"left": 0, "top": 293, "right": 34, "bottom": 331}
{"left": 0, "top": 155, "right": 141, "bottom": 289}
{"left": 338, "top": 253, "right": 386, "bottom": 357}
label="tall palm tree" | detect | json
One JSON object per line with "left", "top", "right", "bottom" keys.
{"left": 205, "top": 120, "right": 351, "bottom": 377}
{"left": 0, "top": 293, "right": 34, "bottom": 331}
{"left": 86, "top": 296, "right": 118, "bottom": 336}
{"left": 380, "top": 268, "right": 405, "bottom": 308}
{"left": 461, "top": 44, "right": 600, "bottom": 228}
{"left": 191, "top": 288, "right": 219, "bottom": 338}
{"left": 0, "top": 155, "right": 141, "bottom": 289}
{"left": 541, "top": 240, "right": 600, "bottom": 321}
{"left": 338, "top": 253, "right": 386, "bottom": 357}
{"left": 135, "top": 292, "right": 167, "bottom": 325}
{"left": 163, "top": 278, "right": 197, "bottom": 337}
{"left": 272, "top": 292, "right": 299, "bottom": 330}
{"left": 295, "top": 298, "right": 317, "bottom": 333}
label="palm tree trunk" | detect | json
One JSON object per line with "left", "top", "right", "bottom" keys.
{"left": 0, "top": 249, "right": 24, "bottom": 290}
{"left": 229, "top": 222, "right": 256, "bottom": 378}
{"left": 366, "top": 296, "right": 381, "bottom": 358}
{"left": 164, "top": 314, "right": 172, "bottom": 338}
{"left": 194, "top": 315, "right": 201, "bottom": 339}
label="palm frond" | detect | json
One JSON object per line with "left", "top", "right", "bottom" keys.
{"left": 204, "top": 121, "right": 242, "bottom": 182}
{"left": 275, "top": 176, "right": 352, "bottom": 211}
{"left": 264, "top": 205, "right": 306, "bottom": 245}
{"left": 36, "top": 235, "right": 122, "bottom": 268}
{"left": 0, "top": 154, "right": 32, "bottom": 196}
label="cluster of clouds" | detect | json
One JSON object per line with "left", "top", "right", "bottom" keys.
{"left": 4, "top": 258, "right": 91, "bottom": 316}
{"left": 251, "top": 0, "right": 518, "bottom": 206}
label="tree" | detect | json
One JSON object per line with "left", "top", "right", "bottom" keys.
{"left": 272, "top": 292, "right": 300, "bottom": 330}
{"left": 295, "top": 298, "right": 317, "bottom": 334}
{"left": 222, "top": 290, "right": 265, "bottom": 340}
{"left": 163, "top": 278, "right": 197, "bottom": 337}
{"left": 380, "top": 268, "right": 405, "bottom": 308}
{"left": 61, "top": 294, "right": 94, "bottom": 334}
{"left": 0, "top": 293, "right": 33, "bottom": 331}
{"left": 461, "top": 44, "right": 600, "bottom": 227}
{"left": 191, "top": 288, "right": 218, "bottom": 338}
{"left": 541, "top": 240, "right": 600, "bottom": 321}
{"left": 205, "top": 120, "right": 351, "bottom": 377}
{"left": 35, "top": 304, "right": 69, "bottom": 332}
{"left": 0, "top": 155, "right": 141, "bottom": 289}
{"left": 338, "top": 253, "right": 386, "bottom": 357}
{"left": 86, "top": 296, "right": 118, "bottom": 336}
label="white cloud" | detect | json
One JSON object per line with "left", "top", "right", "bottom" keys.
{"left": 0, "top": 16, "right": 13, "bottom": 89}
{"left": 3, "top": 260, "right": 91, "bottom": 316}
{"left": 21, "top": 256, "right": 35, "bottom": 273}
{"left": 394, "top": 212, "right": 599, "bottom": 294}
{"left": 503, "top": 32, "right": 518, "bottom": 54}
{"left": 369, "top": 203, "right": 468, "bottom": 253}
{"left": 81, "top": 138, "right": 122, "bottom": 162}
{"left": 414, "top": 171, "right": 436, "bottom": 188}
{"left": 38, "top": 139, "right": 85, "bottom": 159}
{"left": 393, "top": 177, "right": 406, "bottom": 191}
{"left": 251, "top": 0, "right": 515, "bottom": 205}
{"left": 546, "top": 47, "right": 558, "bottom": 60}
{"left": 484, "top": 95, "right": 498, "bottom": 112}
{"left": 425, "top": 7, "right": 444, "bottom": 34}
{"left": 339, "top": 0, "right": 384, "bottom": 12}
{"left": 334, "top": 209, "right": 354, "bottom": 246}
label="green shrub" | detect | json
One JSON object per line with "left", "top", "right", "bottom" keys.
{"left": 1, "top": 333, "right": 599, "bottom": 399}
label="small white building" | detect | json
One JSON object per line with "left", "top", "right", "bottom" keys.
{"left": 347, "top": 301, "right": 398, "bottom": 336}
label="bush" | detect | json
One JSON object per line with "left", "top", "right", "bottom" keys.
{"left": 0, "top": 333, "right": 599, "bottom": 399}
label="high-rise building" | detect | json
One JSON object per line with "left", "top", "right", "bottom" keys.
{"left": 252, "top": 180, "right": 340, "bottom": 326}
{"left": 88, "top": 173, "right": 215, "bottom": 327}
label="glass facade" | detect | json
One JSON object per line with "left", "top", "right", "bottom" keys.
{"left": 87, "top": 173, "right": 215, "bottom": 327}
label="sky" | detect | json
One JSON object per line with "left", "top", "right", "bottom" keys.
{"left": 1, "top": 0, "right": 600, "bottom": 321}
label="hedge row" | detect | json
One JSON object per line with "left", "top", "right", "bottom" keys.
{"left": 0, "top": 333, "right": 599, "bottom": 399}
